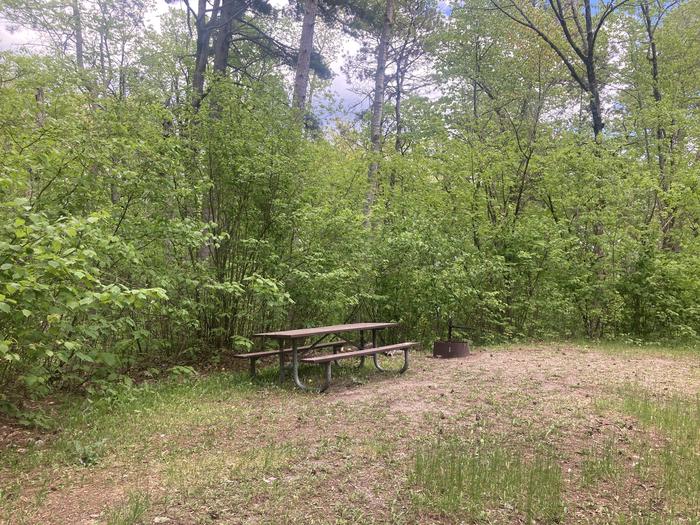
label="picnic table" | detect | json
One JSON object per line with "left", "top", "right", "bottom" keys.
{"left": 236, "top": 322, "right": 417, "bottom": 392}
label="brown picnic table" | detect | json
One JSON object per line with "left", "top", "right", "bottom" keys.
{"left": 245, "top": 322, "right": 418, "bottom": 392}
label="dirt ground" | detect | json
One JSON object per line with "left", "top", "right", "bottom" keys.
{"left": 2, "top": 345, "right": 699, "bottom": 524}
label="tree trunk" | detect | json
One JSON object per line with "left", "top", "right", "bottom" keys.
{"left": 192, "top": 0, "right": 212, "bottom": 107}
{"left": 641, "top": 1, "right": 675, "bottom": 250}
{"left": 588, "top": 79, "right": 604, "bottom": 141}
{"left": 35, "top": 87, "right": 46, "bottom": 127}
{"left": 491, "top": 0, "right": 619, "bottom": 140}
{"left": 365, "top": 0, "right": 395, "bottom": 219}
{"left": 394, "top": 82, "right": 402, "bottom": 154}
{"left": 583, "top": 0, "right": 603, "bottom": 140}
{"left": 213, "top": 0, "right": 241, "bottom": 75}
{"left": 71, "top": 0, "right": 84, "bottom": 71}
{"left": 472, "top": 35, "right": 480, "bottom": 118}
{"left": 193, "top": 0, "right": 216, "bottom": 259}
{"left": 292, "top": 0, "right": 319, "bottom": 110}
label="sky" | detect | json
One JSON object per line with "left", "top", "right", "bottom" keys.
{"left": 0, "top": 23, "right": 32, "bottom": 51}
{"left": 0, "top": 0, "right": 365, "bottom": 116}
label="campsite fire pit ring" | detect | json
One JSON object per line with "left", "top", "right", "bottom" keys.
{"left": 433, "top": 319, "right": 471, "bottom": 359}
{"left": 433, "top": 340, "right": 470, "bottom": 358}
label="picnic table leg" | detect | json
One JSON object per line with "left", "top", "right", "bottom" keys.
{"left": 291, "top": 339, "right": 310, "bottom": 391}
{"left": 319, "top": 362, "right": 332, "bottom": 393}
{"left": 372, "top": 328, "right": 385, "bottom": 371}
{"left": 278, "top": 339, "right": 286, "bottom": 382}
{"left": 399, "top": 348, "right": 410, "bottom": 373}
{"left": 250, "top": 357, "right": 258, "bottom": 376}
{"left": 357, "top": 330, "right": 366, "bottom": 368}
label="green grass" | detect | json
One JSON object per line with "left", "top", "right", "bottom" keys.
{"left": 577, "top": 339, "right": 700, "bottom": 358}
{"left": 0, "top": 370, "right": 265, "bottom": 524}
{"left": 612, "top": 512, "right": 684, "bottom": 525}
{"left": 0, "top": 355, "right": 406, "bottom": 474}
{"left": 104, "top": 491, "right": 150, "bottom": 525}
{"left": 0, "top": 358, "right": 409, "bottom": 522}
{"left": 580, "top": 437, "right": 622, "bottom": 487}
{"left": 1, "top": 371, "right": 259, "bottom": 471}
{"left": 619, "top": 386, "right": 700, "bottom": 514}
{"left": 410, "top": 436, "right": 564, "bottom": 523}
{"left": 486, "top": 339, "right": 700, "bottom": 358}
{"left": 254, "top": 356, "right": 384, "bottom": 388}
{"left": 2, "top": 347, "right": 699, "bottom": 523}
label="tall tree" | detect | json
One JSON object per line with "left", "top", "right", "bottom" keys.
{"left": 72, "top": 0, "right": 85, "bottom": 70}
{"left": 491, "top": 0, "right": 629, "bottom": 139}
{"left": 365, "top": 0, "right": 395, "bottom": 217}
{"left": 292, "top": 0, "right": 319, "bottom": 110}
{"left": 639, "top": 0, "right": 679, "bottom": 249}
{"left": 388, "top": 0, "right": 439, "bottom": 154}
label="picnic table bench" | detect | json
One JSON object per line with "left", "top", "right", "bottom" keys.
{"left": 232, "top": 339, "right": 346, "bottom": 377}
{"left": 301, "top": 342, "right": 416, "bottom": 392}
{"left": 239, "top": 322, "right": 418, "bottom": 392}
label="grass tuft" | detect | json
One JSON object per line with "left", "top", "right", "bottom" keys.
{"left": 580, "top": 437, "right": 622, "bottom": 487}
{"left": 104, "top": 491, "right": 150, "bottom": 525}
{"left": 411, "top": 436, "right": 564, "bottom": 523}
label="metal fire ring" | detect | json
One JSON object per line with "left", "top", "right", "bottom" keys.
{"left": 432, "top": 318, "right": 471, "bottom": 359}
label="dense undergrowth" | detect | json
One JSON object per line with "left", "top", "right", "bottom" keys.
{"left": 1, "top": 0, "right": 700, "bottom": 414}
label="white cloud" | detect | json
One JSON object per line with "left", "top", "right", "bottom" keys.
{"left": 0, "top": 24, "right": 38, "bottom": 51}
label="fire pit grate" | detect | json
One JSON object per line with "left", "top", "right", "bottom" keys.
{"left": 433, "top": 318, "right": 471, "bottom": 358}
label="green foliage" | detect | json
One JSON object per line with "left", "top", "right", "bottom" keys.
{"left": 1, "top": 0, "right": 699, "bottom": 414}
{"left": 0, "top": 189, "right": 169, "bottom": 399}
{"left": 0, "top": 56, "right": 300, "bottom": 406}
{"left": 70, "top": 438, "right": 108, "bottom": 467}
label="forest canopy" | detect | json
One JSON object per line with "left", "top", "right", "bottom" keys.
{"left": 0, "top": 0, "right": 699, "bottom": 408}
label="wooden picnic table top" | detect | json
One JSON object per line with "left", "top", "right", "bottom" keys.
{"left": 254, "top": 322, "right": 398, "bottom": 340}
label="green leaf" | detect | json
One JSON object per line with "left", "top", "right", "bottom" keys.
{"left": 74, "top": 352, "right": 95, "bottom": 363}
{"left": 97, "top": 352, "right": 118, "bottom": 367}
{"left": 22, "top": 374, "right": 45, "bottom": 387}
